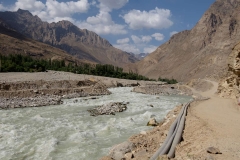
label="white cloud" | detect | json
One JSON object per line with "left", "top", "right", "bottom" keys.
{"left": 152, "top": 33, "right": 164, "bottom": 41}
{"left": 14, "top": 0, "right": 45, "bottom": 12}
{"left": 131, "top": 35, "right": 152, "bottom": 44}
{"left": 142, "top": 36, "right": 152, "bottom": 43}
{"left": 114, "top": 43, "right": 140, "bottom": 54}
{"left": 170, "top": 31, "right": 178, "bottom": 37}
{"left": 45, "top": 0, "right": 89, "bottom": 19}
{"left": 117, "top": 38, "right": 129, "bottom": 44}
{"left": 76, "top": 0, "right": 128, "bottom": 35}
{"left": 91, "top": 0, "right": 97, "bottom": 5}
{"left": 77, "top": 11, "right": 127, "bottom": 35}
{"left": 131, "top": 35, "right": 142, "bottom": 44}
{"left": 122, "top": 7, "right": 173, "bottom": 30}
{"left": 144, "top": 45, "right": 158, "bottom": 53}
{"left": 98, "top": 0, "right": 128, "bottom": 12}
{"left": 5, "top": 0, "right": 90, "bottom": 22}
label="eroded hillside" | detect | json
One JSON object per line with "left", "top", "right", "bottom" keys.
{"left": 133, "top": 0, "right": 240, "bottom": 82}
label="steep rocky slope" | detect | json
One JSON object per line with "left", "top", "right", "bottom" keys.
{"left": 218, "top": 42, "right": 240, "bottom": 99}
{"left": 0, "top": 20, "right": 89, "bottom": 64}
{"left": 0, "top": 9, "right": 137, "bottom": 67}
{"left": 133, "top": 0, "right": 240, "bottom": 82}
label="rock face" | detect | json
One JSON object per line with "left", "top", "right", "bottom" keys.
{"left": 218, "top": 42, "right": 240, "bottom": 99}
{"left": 0, "top": 9, "right": 137, "bottom": 67}
{"left": 0, "top": 21, "right": 88, "bottom": 64}
{"left": 87, "top": 102, "right": 128, "bottom": 116}
{"left": 132, "top": 0, "right": 240, "bottom": 82}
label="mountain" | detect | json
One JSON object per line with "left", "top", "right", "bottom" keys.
{"left": 0, "top": 9, "right": 137, "bottom": 67}
{"left": 133, "top": 53, "right": 149, "bottom": 60}
{"left": 0, "top": 19, "right": 90, "bottom": 64}
{"left": 132, "top": 0, "right": 240, "bottom": 82}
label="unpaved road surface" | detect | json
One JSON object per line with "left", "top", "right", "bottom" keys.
{"left": 175, "top": 80, "right": 240, "bottom": 160}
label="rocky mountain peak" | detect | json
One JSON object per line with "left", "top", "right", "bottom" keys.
{"left": 17, "top": 9, "right": 32, "bottom": 15}
{"left": 53, "top": 20, "right": 74, "bottom": 29}
{"left": 0, "top": 9, "right": 137, "bottom": 67}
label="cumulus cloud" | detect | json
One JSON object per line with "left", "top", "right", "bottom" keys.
{"left": 131, "top": 35, "right": 152, "bottom": 44}
{"left": 131, "top": 35, "right": 142, "bottom": 44}
{"left": 152, "top": 33, "right": 164, "bottom": 41}
{"left": 144, "top": 45, "right": 158, "bottom": 53}
{"left": 3, "top": 0, "right": 90, "bottom": 22}
{"left": 122, "top": 7, "right": 173, "bottom": 30}
{"left": 13, "top": 0, "right": 45, "bottom": 12}
{"left": 77, "top": 11, "right": 127, "bottom": 35}
{"left": 98, "top": 0, "right": 128, "bottom": 12}
{"left": 117, "top": 38, "right": 130, "bottom": 44}
{"left": 76, "top": 0, "right": 128, "bottom": 35}
{"left": 114, "top": 43, "right": 140, "bottom": 54}
{"left": 142, "top": 36, "right": 152, "bottom": 43}
{"left": 45, "top": 0, "right": 89, "bottom": 18}
{"left": 170, "top": 31, "right": 178, "bottom": 37}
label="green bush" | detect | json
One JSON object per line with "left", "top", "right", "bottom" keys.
{"left": 158, "top": 77, "right": 178, "bottom": 84}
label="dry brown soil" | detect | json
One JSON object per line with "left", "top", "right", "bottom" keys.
{"left": 175, "top": 80, "right": 240, "bottom": 160}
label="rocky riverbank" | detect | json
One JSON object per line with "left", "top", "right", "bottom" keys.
{"left": 0, "top": 78, "right": 111, "bottom": 109}
{"left": 0, "top": 71, "right": 167, "bottom": 109}
{"left": 132, "top": 84, "right": 192, "bottom": 96}
{"left": 101, "top": 104, "right": 184, "bottom": 160}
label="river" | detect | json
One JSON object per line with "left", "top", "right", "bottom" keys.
{"left": 0, "top": 87, "right": 192, "bottom": 160}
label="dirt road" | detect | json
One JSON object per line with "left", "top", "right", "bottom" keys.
{"left": 175, "top": 80, "right": 240, "bottom": 160}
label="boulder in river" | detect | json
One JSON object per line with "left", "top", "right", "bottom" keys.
{"left": 87, "top": 102, "right": 128, "bottom": 116}
{"left": 147, "top": 118, "right": 159, "bottom": 126}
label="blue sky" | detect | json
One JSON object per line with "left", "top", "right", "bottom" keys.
{"left": 0, "top": 0, "right": 215, "bottom": 54}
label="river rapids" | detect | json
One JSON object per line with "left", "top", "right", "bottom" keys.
{"left": 0, "top": 87, "right": 192, "bottom": 160}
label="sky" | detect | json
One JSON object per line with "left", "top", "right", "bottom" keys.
{"left": 0, "top": 0, "right": 215, "bottom": 54}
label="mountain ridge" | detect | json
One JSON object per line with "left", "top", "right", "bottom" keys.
{"left": 0, "top": 9, "right": 137, "bottom": 67}
{"left": 132, "top": 0, "right": 240, "bottom": 82}
{"left": 0, "top": 19, "right": 92, "bottom": 65}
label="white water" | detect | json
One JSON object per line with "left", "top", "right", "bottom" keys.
{"left": 0, "top": 87, "right": 192, "bottom": 160}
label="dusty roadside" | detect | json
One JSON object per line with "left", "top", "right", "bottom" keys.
{"left": 175, "top": 80, "right": 240, "bottom": 160}
{"left": 101, "top": 79, "right": 240, "bottom": 160}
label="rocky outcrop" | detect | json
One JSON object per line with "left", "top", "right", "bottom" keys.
{"left": 0, "top": 21, "right": 88, "bottom": 65}
{"left": 0, "top": 9, "right": 137, "bottom": 67}
{"left": 87, "top": 102, "right": 128, "bottom": 116}
{"left": 218, "top": 42, "right": 240, "bottom": 99}
{"left": 132, "top": 0, "right": 240, "bottom": 82}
